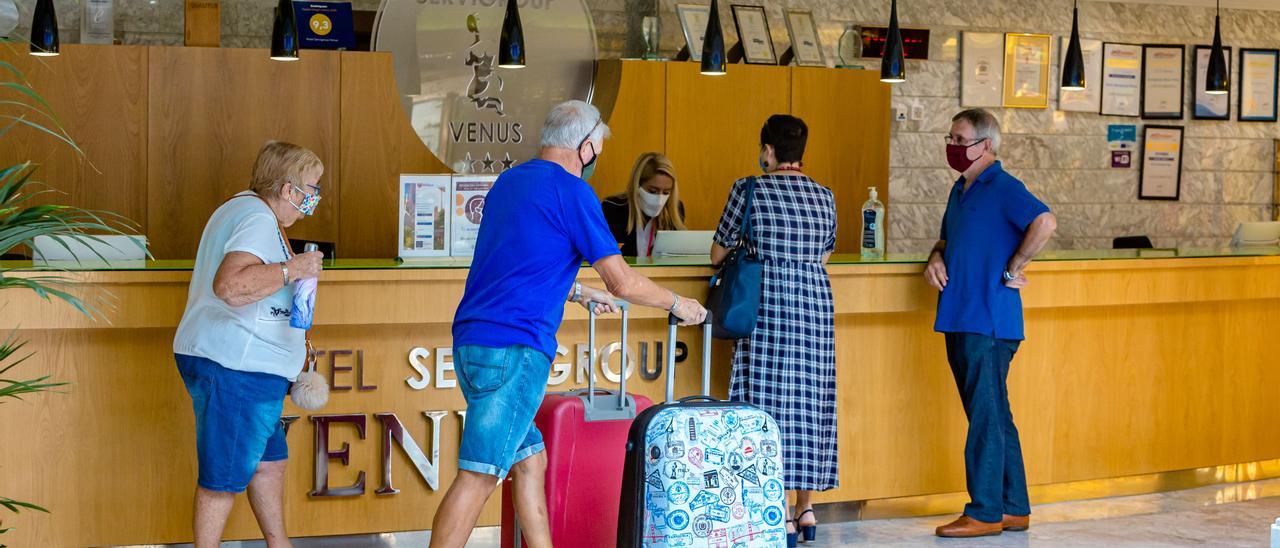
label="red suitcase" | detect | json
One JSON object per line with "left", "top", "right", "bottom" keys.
{"left": 500, "top": 301, "right": 653, "bottom": 548}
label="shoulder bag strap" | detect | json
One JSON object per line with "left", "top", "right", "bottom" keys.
{"left": 736, "top": 176, "right": 758, "bottom": 252}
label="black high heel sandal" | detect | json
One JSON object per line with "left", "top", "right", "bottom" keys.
{"left": 786, "top": 518, "right": 799, "bottom": 548}
{"left": 796, "top": 508, "right": 817, "bottom": 543}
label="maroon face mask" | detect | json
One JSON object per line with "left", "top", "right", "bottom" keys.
{"left": 946, "top": 139, "right": 986, "bottom": 173}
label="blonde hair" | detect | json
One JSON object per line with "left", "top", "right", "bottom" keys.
{"left": 249, "top": 140, "right": 324, "bottom": 197}
{"left": 622, "top": 152, "right": 685, "bottom": 233}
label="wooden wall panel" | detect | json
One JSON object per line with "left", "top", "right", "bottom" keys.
{"left": 664, "top": 63, "right": 792, "bottom": 231}
{"left": 147, "top": 48, "right": 341, "bottom": 259}
{"left": 590, "top": 60, "right": 666, "bottom": 201}
{"left": 791, "top": 68, "right": 893, "bottom": 254}
{"left": 337, "top": 52, "right": 450, "bottom": 259}
{"left": 0, "top": 45, "right": 148, "bottom": 235}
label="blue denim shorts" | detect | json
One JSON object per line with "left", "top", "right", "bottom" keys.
{"left": 175, "top": 354, "right": 290, "bottom": 493}
{"left": 454, "top": 345, "right": 550, "bottom": 480}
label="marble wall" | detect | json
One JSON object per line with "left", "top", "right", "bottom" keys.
{"left": 8, "top": 0, "right": 1279, "bottom": 251}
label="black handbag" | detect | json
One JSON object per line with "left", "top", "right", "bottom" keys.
{"left": 707, "top": 177, "right": 762, "bottom": 340}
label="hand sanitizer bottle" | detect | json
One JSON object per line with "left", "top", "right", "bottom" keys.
{"left": 290, "top": 243, "right": 319, "bottom": 330}
{"left": 861, "top": 186, "right": 885, "bottom": 259}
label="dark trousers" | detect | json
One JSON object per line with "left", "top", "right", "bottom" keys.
{"left": 944, "top": 332, "right": 1030, "bottom": 523}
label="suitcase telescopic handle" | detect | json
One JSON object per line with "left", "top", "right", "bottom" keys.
{"left": 665, "top": 310, "right": 714, "bottom": 403}
{"left": 588, "top": 299, "right": 630, "bottom": 411}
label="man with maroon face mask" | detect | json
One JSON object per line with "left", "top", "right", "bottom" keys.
{"left": 924, "top": 108, "right": 1057, "bottom": 538}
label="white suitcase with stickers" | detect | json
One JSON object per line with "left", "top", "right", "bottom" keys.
{"left": 617, "top": 313, "right": 788, "bottom": 548}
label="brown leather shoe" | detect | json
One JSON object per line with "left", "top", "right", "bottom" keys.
{"left": 1002, "top": 514, "right": 1030, "bottom": 531}
{"left": 935, "top": 515, "right": 1003, "bottom": 538}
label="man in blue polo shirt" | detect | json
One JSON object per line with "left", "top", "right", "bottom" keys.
{"left": 926, "top": 108, "right": 1057, "bottom": 538}
{"left": 429, "top": 100, "right": 707, "bottom": 548}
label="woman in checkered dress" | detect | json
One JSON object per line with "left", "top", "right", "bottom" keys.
{"left": 712, "top": 115, "right": 837, "bottom": 541}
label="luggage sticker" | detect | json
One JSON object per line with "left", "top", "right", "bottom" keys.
{"left": 692, "top": 514, "right": 712, "bottom": 538}
{"left": 689, "top": 489, "right": 719, "bottom": 510}
{"left": 647, "top": 470, "right": 665, "bottom": 491}
{"left": 719, "top": 486, "right": 737, "bottom": 505}
{"left": 760, "top": 438, "right": 778, "bottom": 458}
{"left": 737, "top": 465, "right": 761, "bottom": 486}
{"left": 707, "top": 504, "right": 731, "bottom": 523}
{"left": 739, "top": 438, "right": 756, "bottom": 460}
{"left": 705, "top": 448, "right": 725, "bottom": 466}
{"left": 664, "top": 460, "right": 688, "bottom": 480}
{"left": 666, "top": 533, "right": 694, "bottom": 547}
{"left": 763, "top": 479, "right": 784, "bottom": 502}
{"left": 687, "top": 446, "right": 704, "bottom": 469}
{"left": 666, "top": 509, "right": 690, "bottom": 531}
{"left": 667, "top": 481, "right": 691, "bottom": 505}
{"left": 761, "top": 458, "right": 778, "bottom": 478}
{"left": 666, "top": 440, "right": 685, "bottom": 459}
{"left": 762, "top": 505, "right": 785, "bottom": 526}
{"left": 702, "top": 469, "right": 720, "bottom": 488}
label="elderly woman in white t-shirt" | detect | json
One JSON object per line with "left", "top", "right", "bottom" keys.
{"left": 172, "top": 141, "right": 324, "bottom": 547}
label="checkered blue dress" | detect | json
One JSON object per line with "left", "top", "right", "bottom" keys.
{"left": 713, "top": 173, "right": 838, "bottom": 492}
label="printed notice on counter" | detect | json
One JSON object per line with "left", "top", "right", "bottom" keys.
{"left": 398, "top": 174, "right": 451, "bottom": 258}
{"left": 1107, "top": 124, "right": 1136, "bottom": 169}
{"left": 450, "top": 175, "right": 498, "bottom": 257}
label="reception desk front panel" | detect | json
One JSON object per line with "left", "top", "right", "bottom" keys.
{"left": 2, "top": 251, "right": 1279, "bottom": 545}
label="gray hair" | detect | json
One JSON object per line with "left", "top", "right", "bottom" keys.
{"left": 951, "top": 108, "right": 1001, "bottom": 154}
{"left": 540, "top": 100, "right": 611, "bottom": 149}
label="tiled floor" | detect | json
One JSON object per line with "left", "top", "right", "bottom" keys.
{"left": 146, "top": 478, "right": 1280, "bottom": 547}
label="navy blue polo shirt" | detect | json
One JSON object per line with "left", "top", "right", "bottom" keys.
{"left": 452, "top": 159, "right": 620, "bottom": 359}
{"left": 934, "top": 161, "right": 1050, "bottom": 341}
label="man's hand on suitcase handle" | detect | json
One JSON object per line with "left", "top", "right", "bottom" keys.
{"left": 573, "top": 284, "right": 620, "bottom": 314}
{"left": 671, "top": 296, "right": 708, "bottom": 326}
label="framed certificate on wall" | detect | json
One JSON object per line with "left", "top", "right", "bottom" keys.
{"left": 1101, "top": 42, "right": 1142, "bottom": 116}
{"left": 1239, "top": 48, "right": 1279, "bottom": 122}
{"left": 1059, "top": 36, "right": 1103, "bottom": 112}
{"left": 676, "top": 4, "right": 712, "bottom": 62}
{"left": 1141, "top": 44, "right": 1185, "bottom": 119}
{"left": 1002, "top": 33, "right": 1051, "bottom": 109}
{"left": 730, "top": 4, "right": 777, "bottom": 65}
{"left": 961, "top": 32, "right": 1005, "bottom": 107}
{"left": 783, "top": 9, "right": 825, "bottom": 67}
{"left": 1193, "top": 45, "right": 1231, "bottom": 120}
{"left": 1139, "top": 125, "right": 1184, "bottom": 201}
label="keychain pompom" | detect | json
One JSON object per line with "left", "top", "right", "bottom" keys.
{"left": 291, "top": 369, "right": 329, "bottom": 410}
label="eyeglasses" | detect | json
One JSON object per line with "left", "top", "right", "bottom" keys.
{"left": 944, "top": 135, "right": 987, "bottom": 147}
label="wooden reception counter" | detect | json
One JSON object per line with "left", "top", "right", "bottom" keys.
{"left": 2, "top": 249, "right": 1280, "bottom": 546}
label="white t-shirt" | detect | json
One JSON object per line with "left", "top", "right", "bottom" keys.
{"left": 173, "top": 191, "right": 305, "bottom": 380}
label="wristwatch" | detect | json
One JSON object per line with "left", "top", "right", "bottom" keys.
{"left": 668, "top": 291, "right": 680, "bottom": 314}
{"left": 570, "top": 282, "right": 582, "bottom": 303}
{"left": 281, "top": 263, "right": 290, "bottom": 286}
{"left": 1002, "top": 270, "right": 1016, "bottom": 281}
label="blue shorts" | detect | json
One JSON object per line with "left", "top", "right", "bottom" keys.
{"left": 175, "top": 354, "right": 290, "bottom": 493}
{"left": 454, "top": 345, "right": 550, "bottom": 480}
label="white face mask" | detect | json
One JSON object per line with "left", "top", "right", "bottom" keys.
{"left": 637, "top": 187, "right": 670, "bottom": 218}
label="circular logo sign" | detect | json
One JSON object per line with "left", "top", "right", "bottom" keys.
{"left": 462, "top": 195, "right": 485, "bottom": 225}
{"left": 309, "top": 13, "right": 333, "bottom": 36}
{"left": 763, "top": 479, "right": 784, "bottom": 502}
{"left": 373, "top": 0, "right": 597, "bottom": 173}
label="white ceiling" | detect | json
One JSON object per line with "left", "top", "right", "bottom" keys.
{"left": 1093, "top": 0, "right": 1280, "bottom": 10}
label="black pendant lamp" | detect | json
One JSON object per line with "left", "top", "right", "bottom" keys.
{"left": 700, "top": 0, "right": 727, "bottom": 75}
{"left": 880, "top": 0, "right": 905, "bottom": 83}
{"left": 1205, "top": 0, "right": 1229, "bottom": 95}
{"left": 498, "top": 0, "right": 526, "bottom": 68}
{"left": 29, "top": 0, "right": 59, "bottom": 57}
{"left": 1061, "top": 0, "right": 1086, "bottom": 91}
{"left": 270, "top": 0, "right": 299, "bottom": 61}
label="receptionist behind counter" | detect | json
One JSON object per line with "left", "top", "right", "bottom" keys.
{"left": 601, "top": 152, "right": 686, "bottom": 257}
